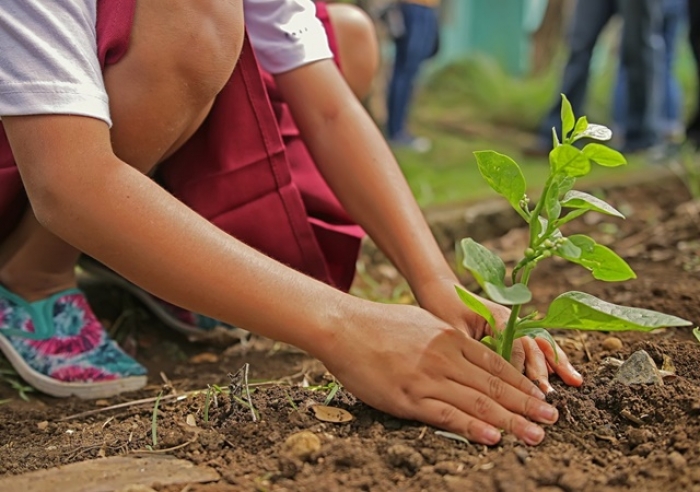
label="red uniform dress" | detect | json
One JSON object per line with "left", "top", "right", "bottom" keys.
{"left": 0, "top": 0, "right": 363, "bottom": 292}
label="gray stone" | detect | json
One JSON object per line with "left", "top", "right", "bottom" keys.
{"left": 612, "top": 350, "right": 664, "bottom": 386}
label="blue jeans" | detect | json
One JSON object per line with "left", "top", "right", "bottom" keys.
{"left": 614, "top": 0, "right": 686, "bottom": 137}
{"left": 538, "top": 0, "right": 664, "bottom": 150}
{"left": 386, "top": 3, "right": 439, "bottom": 140}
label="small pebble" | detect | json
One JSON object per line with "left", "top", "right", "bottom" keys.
{"left": 189, "top": 352, "right": 219, "bottom": 364}
{"left": 283, "top": 431, "right": 321, "bottom": 461}
{"left": 668, "top": 451, "right": 687, "bottom": 470}
{"left": 36, "top": 421, "right": 49, "bottom": 431}
{"left": 612, "top": 350, "right": 663, "bottom": 386}
{"left": 602, "top": 337, "right": 623, "bottom": 351}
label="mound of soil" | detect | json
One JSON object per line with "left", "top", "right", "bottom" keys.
{"left": 1, "top": 177, "right": 699, "bottom": 492}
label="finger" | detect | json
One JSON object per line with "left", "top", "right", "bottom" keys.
{"left": 522, "top": 337, "right": 555, "bottom": 394}
{"left": 430, "top": 383, "right": 549, "bottom": 446}
{"left": 546, "top": 360, "right": 554, "bottom": 375}
{"left": 461, "top": 337, "right": 547, "bottom": 401}
{"left": 416, "top": 398, "right": 504, "bottom": 446}
{"left": 510, "top": 339, "right": 526, "bottom": 373}
{"left": 535, "top": 338, "right": 583, "bottom": 387}
{"left": 448, "top": 355, "right": 558, "bottom": 426}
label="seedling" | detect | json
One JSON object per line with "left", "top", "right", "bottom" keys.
{"left": 149, "top": 390, "right": 163, "bottom": 450}
{"left": 693, "top": 328, "right": 700, "bottom": 344}
{"left": 456, "top": 95, "right": 693, "bottom": 362}
{"left": 323, "top": 382, "right": 341, "bottom": 406}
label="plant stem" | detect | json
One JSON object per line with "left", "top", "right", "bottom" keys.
{"left": 501, "top": 267, "right": 534, "bottom": 362}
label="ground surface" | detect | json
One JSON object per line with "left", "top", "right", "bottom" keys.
{"left": 1, "top": 177, "right": 699, "bottom": 492}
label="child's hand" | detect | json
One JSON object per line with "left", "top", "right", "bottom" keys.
{"left": 318, "top": 300, "right": 560, "bottom": 446}
{"left": 412, "top": 277, "right": 583, "bottom": 394}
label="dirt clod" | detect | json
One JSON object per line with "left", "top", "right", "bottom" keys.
{"left": 602, "top": 337, "right": 623, "bottom": 351}
{"left": 386, "top": 444, "right": 424, "bottom": 473}
{"left": 282, "top": 431, "right": 321, "bottom": 461}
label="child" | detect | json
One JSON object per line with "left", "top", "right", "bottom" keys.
{"left": 0, "top": 0, "right": 580, "bottom": 446}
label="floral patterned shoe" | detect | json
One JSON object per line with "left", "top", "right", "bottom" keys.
{"left": 0, "top": 284, "right": 147, "bottom": 399}
{"left": 78, "top": 258, "right": 250, "bottom": 346}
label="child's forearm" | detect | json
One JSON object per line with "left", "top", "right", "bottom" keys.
{"left": 275, "top": 61, "right": 457, "bottom": 295}
{"left": 3, "top": 114, "right": 347, "bottom": 358}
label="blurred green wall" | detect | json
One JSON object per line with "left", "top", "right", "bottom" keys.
{"left": 435, "top": 0, "right": 548, "bottom": 76}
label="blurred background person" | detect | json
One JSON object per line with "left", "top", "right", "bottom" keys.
{"left": 687, "top": 0, "right": 700, "bottom": 148}
{"left": 613, "top": 0, "right": 686, "bottom": 151}
{"left": 527, "top": 0, "right": 664, "bottom": 156}
{"left": 385, "top": 0, "right": 441, "bottom": 152}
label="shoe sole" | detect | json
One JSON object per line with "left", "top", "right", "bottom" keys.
{"left": 0, "top": 334, "right": 147, "bottom": 399}
{"left": 77, "top": 258, "right": 250, "bottom": 346}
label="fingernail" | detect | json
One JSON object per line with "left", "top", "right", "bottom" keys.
{"left": 530, "top": 386, "right": 546, "bottom": 400}
{"left": 482, "top": 427, "right": 502, "bottom": 445}
{"left": 538, "top": 403, "right": 558, "bottom": 423}
{"left": 524, "top": 425, "right": 545, "bottom": 445}
{"left": 569, "top": 363, "right": 582, "bottom": 379}
{"left": 543, "top": 381, "right": 557, "bottom": 395}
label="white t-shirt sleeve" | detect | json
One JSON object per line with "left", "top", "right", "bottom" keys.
{"left": 244, "top": 0, "right": 334, "bottom": 74}
{"left": 0, "top": 1, "right": 111, "bottom": 126}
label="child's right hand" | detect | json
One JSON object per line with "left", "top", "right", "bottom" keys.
{"left": 316, "top": 300, "right": 559, "bottom": 446}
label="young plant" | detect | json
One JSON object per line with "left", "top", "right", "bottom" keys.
{"left": 456, "top": 95, "right": 693, "bottom": 362}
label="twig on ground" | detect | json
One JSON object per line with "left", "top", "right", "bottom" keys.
{"left": 229, "top": 364, "right": 258, "bottom": 422}
{"left": 60, "top": 379, "right": 286, "bottom": 422}
{"left": 134, "top": 438, "right": 197, "bottom": 455}
{"left": 577, "top": 331, "right": 592, "bottom": 362}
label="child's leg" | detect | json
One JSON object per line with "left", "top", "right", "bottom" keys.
{"left": 0, "top": 0, "right": 244, "bottom": 397}
{"left": 324, "top": 3, "right": 379, "bottom": 100}
{"left": 0, "top": 209, "right": 80, "bottom": 301}
{"left": 0, "top": 0, "right": 243, "bottom": 303}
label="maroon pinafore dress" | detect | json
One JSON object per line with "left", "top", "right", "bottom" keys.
{"left": 0, "top": 1, "right": 363, "bottom": 292}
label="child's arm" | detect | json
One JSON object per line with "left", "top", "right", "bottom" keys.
{"left": 3, "top": 113, "right": 558, "bottom": 446}
{"left": 274, "top": 60, "right": 583, "bottom": 391}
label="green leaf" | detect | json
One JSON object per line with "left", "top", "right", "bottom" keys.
{"left": 459, "top": 238, "right": 533, "bottom": 305}
{"left": 514, "top": 327, "right": 559, "bottom": 362}
{"left": 480, "top": 335, "right": 499, "bottom": 352}
{"left": 474, "top": 151, "right": 527, "bottom": 211}
{"left": 552, "top": 127, "right": 560, "bottom": 148}
{"left": 572, "top": 116, "right": 589, "bottom": 138}
{"left": 460, "top": 238, "right": 507, "bottom": 289}
{"left": 574, "top": 123, "right": 613, "bottom": 142}
{"left": 561, "top": 190, "right": 625, "bottom": 219}
{"left": 550, "top": 144, "right": 591, "bottom": 177}
{"left": 520, "top": 291, "right": 692, "bottom": 332}
{"left": 533, "top": 216, "right": 548, "bottom": 240}
{"left": 693, "top": 328, "right": 700, "bottom": 344}
{"left": 544, "top": 179, "right": 562, "bottom": 220}
{"left": 582, "top": 143, "right": 627, "bottom": 167}
{"left": 560, "top": 94, "right": 575, "bottom": 139}
{"left": 557, "top": 235, "right": 635, "bottom": 281}
{"left": 455, "top": 285, "right": 497, "bottom": 331}
{"left": 484, "top": 282, "right": 532, "bottom": 306}
{"left": 556, "top": 237, "right": 582, "bottom": 259}
{"left": 555, "top": 175, "right": 577, "bottom": 196}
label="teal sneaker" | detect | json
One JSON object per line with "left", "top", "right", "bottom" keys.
{"left": 0, "top": 284, "right": 147, "bottom": 399}
{"left": 78, "top": 258, "right": 250, "bottom": 346}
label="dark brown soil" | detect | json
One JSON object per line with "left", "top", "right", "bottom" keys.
{"left": 1, "top": 177, "right": 700, "bottom": 492}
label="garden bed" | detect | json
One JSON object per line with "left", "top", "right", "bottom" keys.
{"left": 0, "top": 176, "right": 699, "bottom": 492}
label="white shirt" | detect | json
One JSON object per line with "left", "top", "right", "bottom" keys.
{"left": 0, "top": 0, "right": 332, "bottom": 126}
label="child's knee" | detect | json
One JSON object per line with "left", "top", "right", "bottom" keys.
{"left": 104, "top": 0, "right": 245, "bottom": 169}
{"left": 151, "top": 0, "right": 245, "bottom": 103}
{"left": 328, "top": 4, "right": 380, "bottom": 99}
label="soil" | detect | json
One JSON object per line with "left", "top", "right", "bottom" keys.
{"left": 1, "top": 176, "right": 700, "bottom": 492}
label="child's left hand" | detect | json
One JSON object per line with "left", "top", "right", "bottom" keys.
{"left": 414, "top": 276, "right": 584, "bottom": 394}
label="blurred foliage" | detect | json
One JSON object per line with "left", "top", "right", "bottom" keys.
{"left": 391, "top": 30, "right": 698, "bottom": 207}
